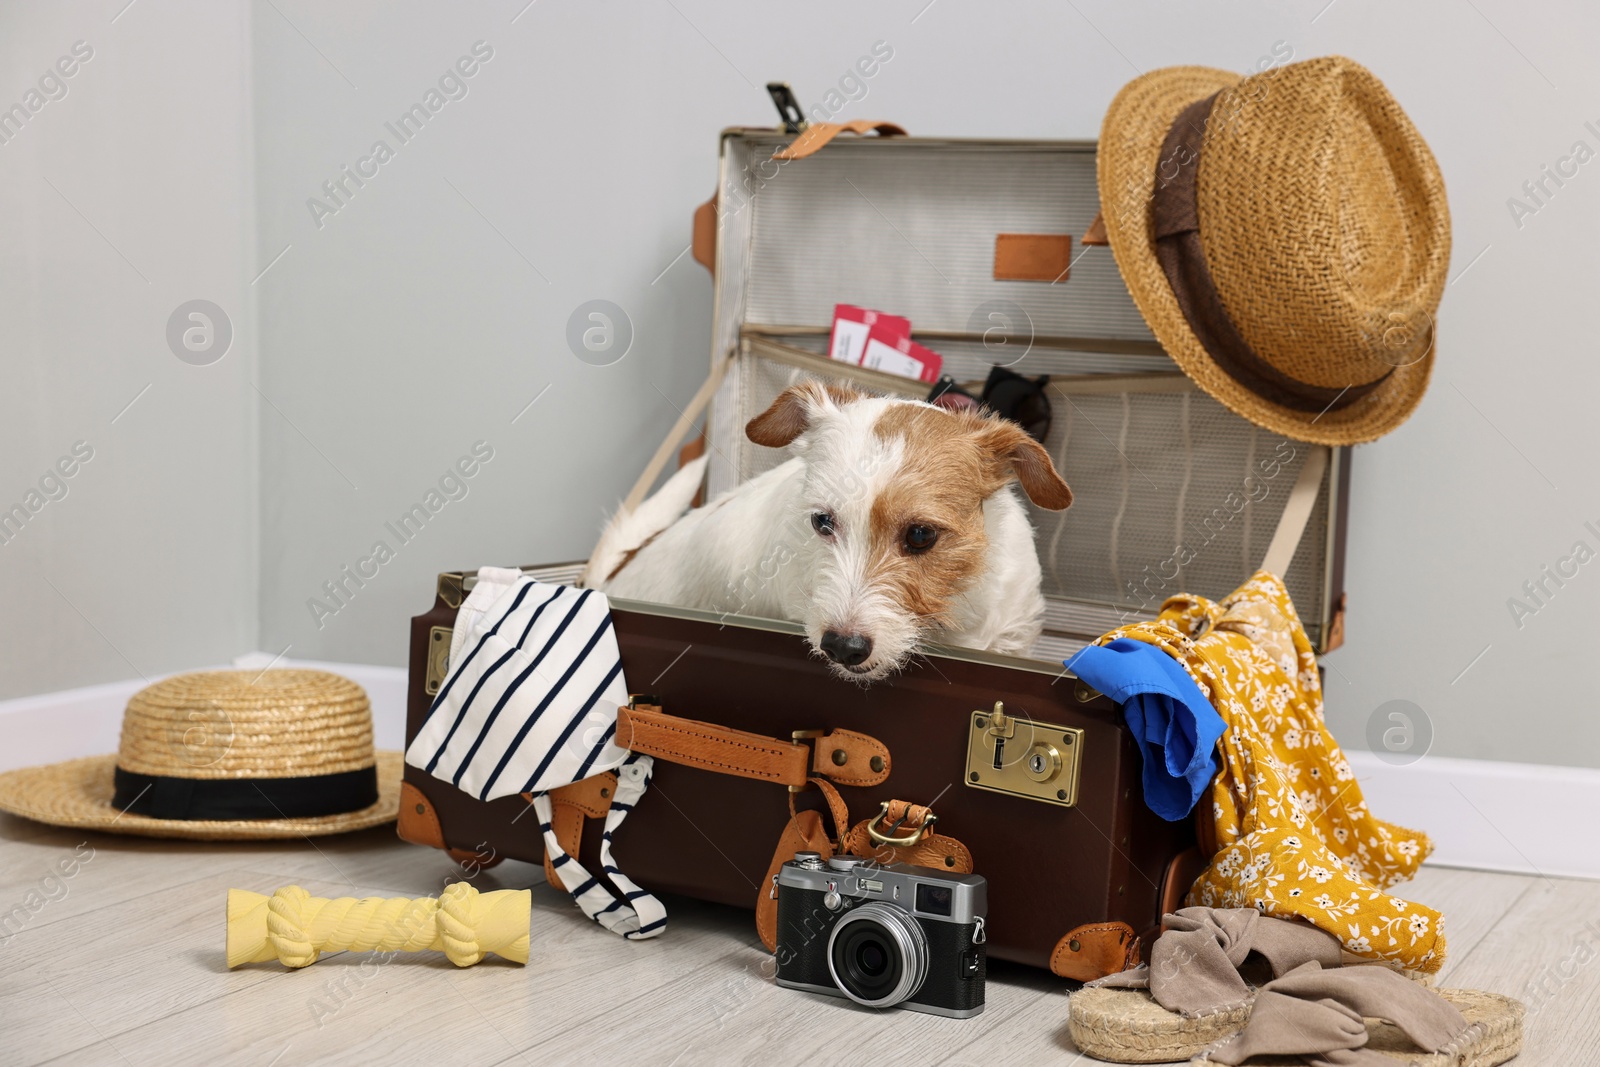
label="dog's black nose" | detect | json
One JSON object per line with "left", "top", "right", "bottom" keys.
{"left": 820, "top": 631, "right": 873, "bottom": 667}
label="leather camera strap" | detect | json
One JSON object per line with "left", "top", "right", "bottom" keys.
{"left": 756, "top": 809, "right": 832, "bottom": 952}
{"left": 615, "top": 701, "right": 890, "bottom": 789}
{"left": 753, "top": 777, "right": 855, "bottom": 952}
{"left": 789, "top": 776, "right": 852, "bottom": 838}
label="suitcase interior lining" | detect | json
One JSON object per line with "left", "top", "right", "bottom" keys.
{"left": 736, "top": 136, "right": 1154, "bottom": 341}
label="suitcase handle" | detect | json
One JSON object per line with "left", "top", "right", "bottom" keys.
{"left": 772, "top": 118, "right": 907, "bottom": 160}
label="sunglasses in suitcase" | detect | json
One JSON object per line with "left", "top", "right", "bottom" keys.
{"left": 397, "top": 121, "right": 1350, "bottom": 979}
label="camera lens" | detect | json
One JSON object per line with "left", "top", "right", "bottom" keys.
{"left": 857, "top": 942, "right": 888, "bottom": 976}
{"left": 826, "top": 902, "right": 928, "bottom": 1008}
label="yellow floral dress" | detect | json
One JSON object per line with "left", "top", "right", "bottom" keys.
{"left": 1098, "top": 571, "right": 1444, "bottom": 974}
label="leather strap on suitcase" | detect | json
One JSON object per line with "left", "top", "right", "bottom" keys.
{"left": 616, "top": 697, "right": 974, "bottom": 952}
{"left": 616, "top": 701, "right": 891, "bottom": 788}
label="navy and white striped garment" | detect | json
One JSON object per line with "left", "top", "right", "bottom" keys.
{"left": 533, "top": 751, "right": 665, "bottom": 940}
{"left": 406, "top": 567, "right": 665, "bottom": 940}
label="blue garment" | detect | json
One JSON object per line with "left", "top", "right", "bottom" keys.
{"left": 1065, "top": 638, "right": 1226, "bottom": 822}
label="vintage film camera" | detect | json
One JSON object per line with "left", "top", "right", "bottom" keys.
{"left": 773, "top": 852, "right": 987, "bottom": 1018}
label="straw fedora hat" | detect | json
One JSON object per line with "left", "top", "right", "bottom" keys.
{"left": 1097, "top": 55, "right": 1450, "bottom": 445}
{"left": 0, "top": 669, "right": 401, "bottom": 840}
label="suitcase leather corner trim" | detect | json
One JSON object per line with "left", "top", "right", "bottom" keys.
{"left": 397, "top": 781, "right": 445, "bottom": 850}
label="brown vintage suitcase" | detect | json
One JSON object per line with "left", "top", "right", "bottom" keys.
{"left": 401, "top": 562, "right": 1197, "bottom": 975}
{"left": 396, "top": 124, "right": 1351, "bottom": 976}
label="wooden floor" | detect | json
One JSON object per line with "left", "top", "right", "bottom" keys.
{"left": 1, "top": 813, "right": 1593, "bottom": 1066}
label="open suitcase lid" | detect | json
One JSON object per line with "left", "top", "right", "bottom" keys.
{"left": 687, "top": 127, "right": 1347, "bottom": 658}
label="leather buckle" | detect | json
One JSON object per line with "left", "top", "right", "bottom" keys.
{"left": 789, "top": 730, "right": 825, "bottom": 793}
{"left": 866, "top": 800, "right": 936, "bottom": 847}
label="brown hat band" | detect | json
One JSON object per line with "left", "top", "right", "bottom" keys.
{"left": 1151, "top": 92, "right": 1391, "bottom": 414}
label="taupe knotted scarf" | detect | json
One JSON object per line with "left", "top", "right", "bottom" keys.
{"left": 1092, "top": 907, "right": 1470, "bottom": 1065}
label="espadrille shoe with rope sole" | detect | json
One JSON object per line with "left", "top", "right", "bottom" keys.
{"left": 1068, "top": 984, "right": 1524, "bottom": 1065}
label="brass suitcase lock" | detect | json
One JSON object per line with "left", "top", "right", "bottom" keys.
{"left": 964, "top": 702, "right": 1083, "bottom": 807}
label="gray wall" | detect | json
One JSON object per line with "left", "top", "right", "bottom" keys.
{"left": 250, "top": 0, "right": 718, "bottom": 672}
{"left": 6, "top": 0, "right": 1599, "bottom": 770}
{"left": 0, "top": 0, "right": 257, "bottom": 697}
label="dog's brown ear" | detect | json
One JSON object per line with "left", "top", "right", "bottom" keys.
{"left": 978, "top": 420, "right": 1073, "bottom": 510}
{"left": 745, "top": 382, "right": 866, "bottom": 448}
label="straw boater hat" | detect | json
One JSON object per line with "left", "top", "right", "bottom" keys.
{"left": 1097, "top": 55, "right": 1450, "bottom": 446}
{"left": 0, "top": 670, "right": 401, "bottom": 839}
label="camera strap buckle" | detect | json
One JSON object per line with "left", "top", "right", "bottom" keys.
{"left": 972, "top": 916, "right": 987, "bottom": 945}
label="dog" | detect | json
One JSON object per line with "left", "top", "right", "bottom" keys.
{"left": 582, "top": 381, "right": 1072, "bottom": 681}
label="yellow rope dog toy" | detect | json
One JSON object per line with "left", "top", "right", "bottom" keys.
{"left": 226, "top": 882, "right": 531, "bottom": 969}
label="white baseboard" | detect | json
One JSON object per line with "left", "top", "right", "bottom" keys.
{"left": 1345, "top": 750, "right": 1600, "bottom": 881}
{"left": 0, "top": 675, "right": 157, "bottom": 774}
{"left": 3, "top": 657, "right": 1596, "bottom": 881}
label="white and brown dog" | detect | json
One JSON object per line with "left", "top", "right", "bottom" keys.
{"left": 583, "top": 382, "right": 1072, "bottom": 681}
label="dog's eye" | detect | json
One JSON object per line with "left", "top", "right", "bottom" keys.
{"left": 903, "top": 524, "right": 939, "bottom": 554}
{"left": 812, "top": 512, "right": 835, "bottom": 537}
